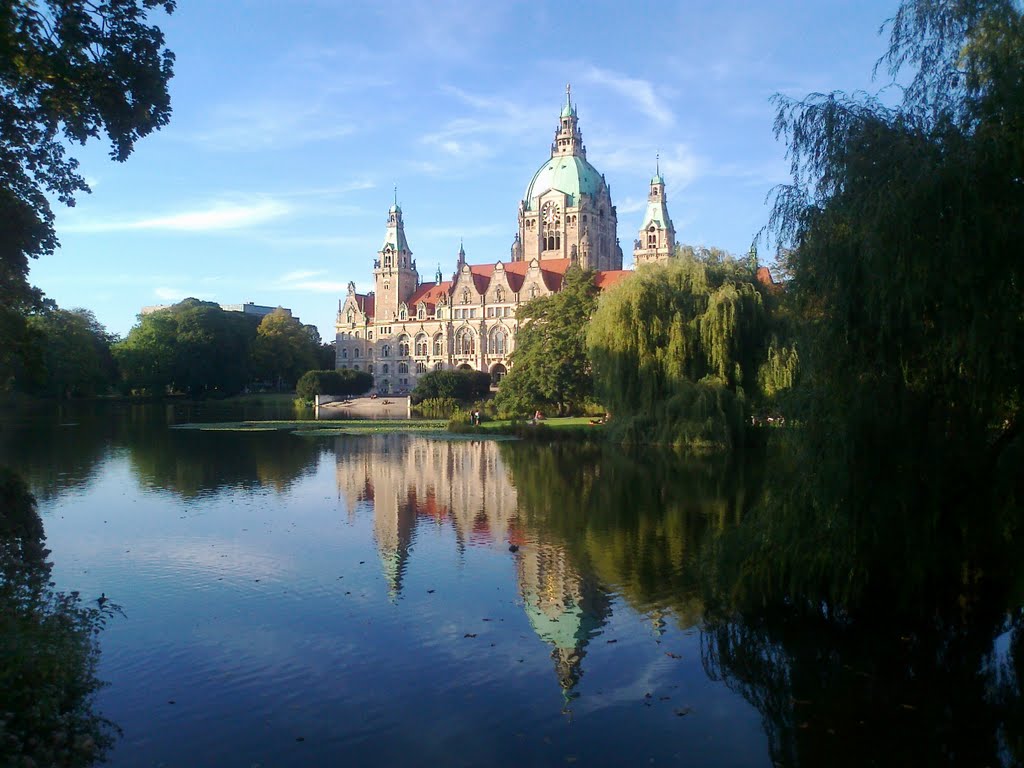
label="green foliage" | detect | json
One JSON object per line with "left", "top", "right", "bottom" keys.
{"left": 250, "top": 310, "right": 320, "bottom": 390}
{"left": 0, "top": 468, "right": 119, "bottom": 765}
{"left": 114, "top": 300, "right": 257, "bottom": 397}
{"left": 19, "top": 308, "right": 117, "bottom": 398}
{"left": 295, "top": 369, "right": 373, "bottom": 401}
{"left": 587, "top": 254, "right": 779, "bottom": 448}
{"left": 411, "top": 397, "right": 460, "bottom": 419}
{"left": 0, "top": 1, "right": 175, "bottom": 389}
{"left": 410, "top": 369, "right": 490, "bottom": 405}
{"left": 720, "top": 0, "right": 1024, "bottom": 612}
{"left": 495, "top": 265, "right": 599, "bottom": 416}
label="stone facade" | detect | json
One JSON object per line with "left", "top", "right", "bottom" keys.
{"left": 335, "top": 86, "right": 675, "bottom": 394}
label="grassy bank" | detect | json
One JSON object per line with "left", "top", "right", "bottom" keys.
{"left": 172, "top": 419, "right": 446, "bottom": 434}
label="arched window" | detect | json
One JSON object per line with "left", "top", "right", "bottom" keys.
{"left": 398, "top": 362, "right": 408, "bottom": 374}
{"left": 434, "top": 361, "right": 443, "bottom": 371}
{"left": 399, "top": 306, "right": 407, "bottom": 320}
{"left": 354, "top": 364, "right": 360, "bottom": 371}
{"left": 398, "top": 334, "right": 410, "bottom": 357}
{"left": 384, "top": 252, "right": 393, "bottom": 268}
{"left": 382, "top": 364, "right": 389, "bottom": 375}
{"left": 382, "top": 344, "right": 391, "bottom": 357}
{"left": 417, "top": 304, "right": 425, "bottom": 320}
{"left": 648, "top": 226, "right": 657, "bottom": 247}
{"left": 354, "top": 349, "right": 361, "bottom": 358}
{"left": 368, "top": 331, "right": 373, "bottom": 340}
{"left": 368, "top": 364, "right": 373, "bottom": 373}
{"left": 433, "top": 334, "right": 444, "bottom": 356}
{"left": 456, "top": 329, "right": 475, "bottom": 355}
{"left": 415, "top": 334, "right": 428, "bottom": 356}
{"left": 346, "top": 310, "right": 353, "bottom": 324}
{"left": 489, "top": 328, "right": 507, "bottom": 355}
{"left": 342, "top": 349, "right": 348, "bottom": 359}
{"left": 416, "top": 361, "right": 426, "bottom": 374}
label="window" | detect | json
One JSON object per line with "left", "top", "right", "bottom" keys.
{"left": 346, "top": 310, "right": 353, "bottom": 324}
{"left": 434, "top": 361, "right": 443, "bottom": 371}
{"left": 435, "top": 305, "right": 443, "bottom": 319}
{"left": 382, "top": 364, "right": 389, "bottom": 374}
{"left": 354, "top": 364, "right": 360, "bottom": 371}
{"left": 354, "top": 349, "right": 361, "bottom": 358}
{"left": 368, "top": 331, "right": 373, "bottom": 340}
{"left": 382, "top": 344, "right": 391, "bottom": 357}
{"left": 487, "top": 307, "right": 494, "bottom": 317}
{"left": 469, "top": 309, "right": 476, "bottom": 318}
{"left": 367, "top": 364, "right": 373, "bottom": 373}
{"left": 433, "top": 334, "right": 444, "bottom": 356}
{"left": 399, "top": 306, "right": 407, "bottom": 320}
{"left": 503, "top": 306, "right": 511, "bottom": 317}
{"left": 398, "top": 335, "right": 410, "bottom": 356}
{"left": 489, "top": 328, "right": 507, "bottom": 355}
{"left": 398, "top": 362, "right": 408, "bottom": 374}
{"left": 416, "top": 361, "right": 426, "bottom": 374}
{"left": 456, "top": 328, "right": 475, "bottom": 355}
{"left": 417, "top": 305, "right": 425, "bottom": 320}
{"left": 384, "top": 253, "right": 392, "bottom": 268}
{"left": 342, "top": 349, "right": 348, "bottom": 359}
{"left": 415, "top": 334, "right": 428, "bottom": 356}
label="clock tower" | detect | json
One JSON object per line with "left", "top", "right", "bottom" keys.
{"left": 373, "top": 202, "right": 419, "bottom": 322}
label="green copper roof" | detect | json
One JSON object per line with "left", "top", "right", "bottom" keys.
{"left": 651, "top": 173, "right": 665, "bottom": 185}
{"left": 641, "top": 197, "right": 673, "bottom": 231}
{"left": 523, "top": 155, "right": 604, "bottom": 210}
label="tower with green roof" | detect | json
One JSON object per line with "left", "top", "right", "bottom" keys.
{"left": 632, "top": 158, "right": 676, "bottom": 266}
{"left": 516, "top": 84, "right": 623, "bottom": 271}
{"left": 373, "top": 201, "right": 419, "bottom": 322}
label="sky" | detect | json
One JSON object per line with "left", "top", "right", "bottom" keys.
{"left": 31, "top": 0, "right": 904, "bottom": 341}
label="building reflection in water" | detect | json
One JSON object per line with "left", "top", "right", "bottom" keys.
{"left": 333, "top": 434, "right": 609, "bottom": 695}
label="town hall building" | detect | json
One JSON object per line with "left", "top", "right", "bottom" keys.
{"left": 336, "top": 86, "right": 676, "bottom": 393}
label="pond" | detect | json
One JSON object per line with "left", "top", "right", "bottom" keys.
{"left": 1, "top": 402, "right": 1021, "bottom": 767}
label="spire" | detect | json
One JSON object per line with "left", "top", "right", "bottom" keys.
{"left": 652, "top": 153, "right": 665, "bottom": 185}
{"left": 457, "top": 239, "right": 466, "bottom": 265}
{"left": 436, "top": 263, "right": 443, "bottom": 284}
{"left": 553, "top": 85, "right": 584, "bottom": 158}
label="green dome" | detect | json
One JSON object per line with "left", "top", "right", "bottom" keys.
{"left": 523, "top": 155, "right": 604, "bottom": 211}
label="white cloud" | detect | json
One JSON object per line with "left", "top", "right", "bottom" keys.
{"left": 62, "top": 198, "right": 291, "bottom": 233}
{"left": 187, "top": 100, "right": 355, "bottom": 152}
{"left": 581, "top": 66, "right": 674, "bottom": 126}
{"left": 594, "top": 142, "right": 701, "bottom": 189}
{"left": 616, "top": 197, "right": 647, "bottom": 215}
{"left": 281, "top": 269, "right": 327, "bottom": 283}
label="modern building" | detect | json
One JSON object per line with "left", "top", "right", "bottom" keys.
{"left": 335, "top": 86, "right": 675, "bottom": 394}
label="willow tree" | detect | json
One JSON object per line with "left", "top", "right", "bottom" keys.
{"left": 587, "top": 254, "right": 778, "bottom": 450}
{"left": 722, "top": 0, "right": 1024, "bottom": 611}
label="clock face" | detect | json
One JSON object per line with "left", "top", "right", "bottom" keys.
{"left": 542, "top": 201, "right": 561, "bottom": 225}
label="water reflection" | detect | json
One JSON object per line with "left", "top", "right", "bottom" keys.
{"left": 2, "top": 403, "right": 1022, "bottom": 766}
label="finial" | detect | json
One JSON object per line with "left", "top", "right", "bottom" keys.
{"left": 393, "top": 184, "right": 398, "bottom": 207}
{"left": 656, "top": 152, "right": 660, "bottom": 176}
{"left": 566, "top": 82, "right": 571, "bottom": 106}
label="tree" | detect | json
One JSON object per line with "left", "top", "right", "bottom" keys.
{"left": 587, "top": 252, "right": 780, "bottom": 449}
{"left": 722, "top": 0, "right": 1024, "bottom": 609}
{"left": 0, "top": 1, "right": 175, "bottom": 388}
{"left": 495, "top": 265, "right": 598, "bottom": 416}
{"left": 410, "top": 369, "right": 490, "bottom": 405}
{"left": 21, "top": 308, "right": 117, "bottom": 397}
{"left": 250, "top": 310, "right": 320, "bottom": 390}
{"left": 296, "top": 369, "right": 373, "bottom": 401}
{"left": 114, "top": 300, "right": 256, "bottom": 396}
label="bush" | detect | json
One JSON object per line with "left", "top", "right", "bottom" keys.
{"left": 410, "top": 370, "right": 491, "bottom": 405}
{"left": 296, "top": 369, "right": 373, "bottom": 401}
{"left": 412, "top": 397, "right": 460, "bottom": 419}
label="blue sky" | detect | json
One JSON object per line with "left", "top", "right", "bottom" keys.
{"left": 32, "top": 0, "right": 902, "bottom": 340}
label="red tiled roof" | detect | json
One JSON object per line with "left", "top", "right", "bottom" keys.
{"left": 408, "top": 281, "right": 452, "bottom": 307}
{"left": 594, "top": 270, "right": 631, "bottom": 291}
{"left": 756, "top": 266, "right": 782, "bottom": 294}
{"left": 355, "top": 293, "right": 374, "bottom": 317}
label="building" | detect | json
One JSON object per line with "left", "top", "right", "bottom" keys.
{"left": 335, "top": 86, "right": 675, "bottom": 394}
{"left": 141, "top": 300, "right": 294, "bottom": 320}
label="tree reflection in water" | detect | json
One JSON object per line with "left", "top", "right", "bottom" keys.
{"left": 0, "top": 468, "right": 118, "bottom": 767}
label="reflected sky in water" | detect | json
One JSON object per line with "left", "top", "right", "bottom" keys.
{"left": 0, "top": 405, "right": 766, "bottom": 767}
